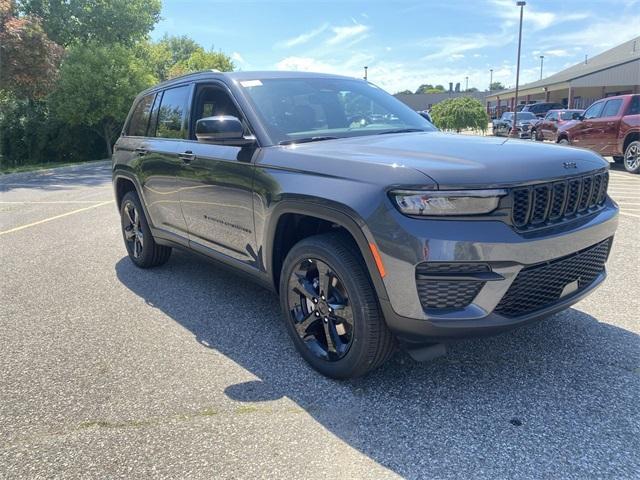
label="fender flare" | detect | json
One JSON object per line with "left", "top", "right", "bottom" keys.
{"left": 112, "top": 169, "right": 156, "bottom": 230}
{"left": 264, "top": 199, "right": 389, "bottom": 301}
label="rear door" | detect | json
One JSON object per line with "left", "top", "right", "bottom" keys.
{"left": 177, "top": 82, "right": 258, "bottom": 265}
{"left": 541, "top": 111, "right": 557, "bottom": 140}
{"left": 138, "top": 84, "right": 192, "bottom": 238}
{"left": 596, "top": 98, "right": 623, "bottom": 155}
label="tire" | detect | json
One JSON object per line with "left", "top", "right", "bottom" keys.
{"left": 623, "top": 140, "right": 640, "bottom": 174}
{"left": 558, "top": 138, "right": 570, "bottom": 145}
{"left": 530, "top": 129, "right": 537, "bottom": 141}
{"left": 120, "top": 191, "right": 172, "bottom": 268}
{"left": 279, "top": 232, "right": 395, "bottom": 379}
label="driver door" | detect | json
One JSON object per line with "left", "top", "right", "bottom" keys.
{"left": 572, "top": 101, "right": 604, "bottom": 149}
{"left": 177, "top": 82, "right": 258, "bottom": 265}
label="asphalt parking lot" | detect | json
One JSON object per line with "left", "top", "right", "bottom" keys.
{"left": 1, "top": 160, "right": 639, "bottom": 479}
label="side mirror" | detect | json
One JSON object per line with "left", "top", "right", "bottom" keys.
{"left": 195, "top": 116, "right": 255, "bottom": 146}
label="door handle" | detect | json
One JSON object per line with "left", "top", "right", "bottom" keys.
{"left": 135, "top": 148, "right": 147, "bottom": 156}
{"left": 179, "top": 151, "right": 195, "bottom": 163}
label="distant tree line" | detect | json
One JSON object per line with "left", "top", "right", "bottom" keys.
{"left": 394, "top": 81, "right": 506, "bottom": 97}
{"left": 0, "top": 0, "right": 235, "bottom": 168}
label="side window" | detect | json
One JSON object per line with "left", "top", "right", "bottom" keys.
{"left": 583, "top": 102, "right": 604, "bottom": 119}
{"left": 191, "top": 84, "right": 244, "bottom": 140}
{"left": 601, "top": 99, "right": 623, "bottom": 118}
{"left": 155, "top": 85, "right": 190, "bottom": 139}
{"left": 626, "top": 96, "right": 640, "bottom": 115}
{"left": 547, "top": 112, "right": 558, "bottom": 121}
{"left": 127, "top": 94, "right": 155, "bottom": 136}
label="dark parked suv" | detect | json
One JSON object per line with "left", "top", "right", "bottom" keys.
{"left": 113, "top": 71, "right": 619, "bottom": 378}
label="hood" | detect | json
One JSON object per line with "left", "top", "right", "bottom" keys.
{"left": 282, "top": 132, "right": 607, "bottom": 189}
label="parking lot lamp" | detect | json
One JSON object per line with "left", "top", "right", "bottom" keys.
{"left": 489, "top": 69, "right": 493, "bottom": 91}
{"left": 539, "top": 55, "right": 544, "bottom": 79}
{"left": 363, "top": 66, "right": 368, "bottom": 81}
{"left": 511, "top": 1, "right": 526, "bottom": 137}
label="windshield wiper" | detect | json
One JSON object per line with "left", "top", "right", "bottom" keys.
{"left": 278, "top": 136, "right": 338, "bottom": 145}
{"left": 377, "top": 128, "right": 426, "bottom": 135}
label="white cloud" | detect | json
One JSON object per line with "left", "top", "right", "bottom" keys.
{"left": 548, "top": 18, "right": 640, "bottom": 49}
{"left": 488, "top": 0, "right": 589, "bottom": 31}
{"left": 278, "top": 23, "right": 329, "bottom": 48}
{"left": 421, "top": 32, "right": 511, "bottom": 61}
{"left": 326, "top": 23, "right": 370, "bottom": 46}
{"left": 275, "top": 56, "right": 337, "bottom": 73}
{"left": 231, "top": 52, "right": 247, "bottom": 65}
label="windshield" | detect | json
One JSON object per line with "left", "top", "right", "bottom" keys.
{"left": 238, "top": 77, "right": 436, "bottom": 145}
{"left": 517, "top": 112, "right": 537, "bottom": 120}
{"left": 561, "top": 110, "right": 581, "bottom": 120}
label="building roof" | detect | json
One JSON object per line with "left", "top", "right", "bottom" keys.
{"left": 394, "top": 91, "right": 487, "bottom": 110}
{"left": 488, "top": 36, "right": 640, "bottom": 98}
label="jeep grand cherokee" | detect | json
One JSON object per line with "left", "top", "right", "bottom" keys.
{"left": 113, "top": 71, "right": 619, "bottom": 378}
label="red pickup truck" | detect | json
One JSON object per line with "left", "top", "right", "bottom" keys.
{"left": 557, "top": 94, "right": 640, "bottom": 173}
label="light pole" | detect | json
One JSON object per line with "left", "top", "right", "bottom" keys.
{"left": 511, "top": 1, "right": 526, "bottom": 137}
{"left": 489, "top": 68, "right": 493, "bottom": 91}
{"left": 363, "top": 66, "right": 368, "bottom": 81}
{"left": 539, "top": 55, "right": 544, "bottom": 80}
{"left": 465, "top": 76, "right": 469, "bottom": 92}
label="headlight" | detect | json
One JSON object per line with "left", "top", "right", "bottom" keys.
{"left": 390, "top": 189, "right": 507, "bottom": 216}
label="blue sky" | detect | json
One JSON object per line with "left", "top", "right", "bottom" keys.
{"left": 152, "top": 0, "right": 640, "bottom": 93}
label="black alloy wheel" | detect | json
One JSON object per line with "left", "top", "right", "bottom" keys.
{"left": 279, "top": 232, "right": 395, "bottom": 379}
{"left": 120, "top": 191, "right": 172, "bottom": 268}
{"left": 287, "top": 258, "right": 354, "bottom": 361}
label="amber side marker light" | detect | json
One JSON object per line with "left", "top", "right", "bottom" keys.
{"left": 369, "top": 242, "right": 386, "bottom": 278}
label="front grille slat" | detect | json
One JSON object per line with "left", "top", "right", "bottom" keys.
{"left": 494, "top": 238, "right": 612, "bottom": 317}
{"left": 511, "top": 172, "right": 608, "bottom": 230}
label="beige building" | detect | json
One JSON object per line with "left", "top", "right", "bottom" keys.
{"left": 486, "top": 36, "right": 640, "bottom": 111}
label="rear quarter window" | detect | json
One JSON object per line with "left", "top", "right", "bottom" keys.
{"left": 627, "top": 96, "right": 640, "bottom": 115}
{"left": 127, "top": 94, "right": 155, "bottom": 137}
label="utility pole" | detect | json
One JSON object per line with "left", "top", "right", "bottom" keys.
{"left": 539, "top": 55, "right": 544, "bottom": 80}
{"left": 363, "top": 66, "right": 368, "bottom": 81}
{"left": 511, "top": 1, "right": 526, "bottom": 137}
{"left": 489, "top": 69, "right": 493, "bottom": 91}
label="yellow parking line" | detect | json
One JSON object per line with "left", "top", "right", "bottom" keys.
{"left": 0, "top": 200, "right": 114, "bottom": 236}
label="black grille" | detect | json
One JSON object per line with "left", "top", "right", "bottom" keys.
{"left": 416, "top": 263, "right": 489, "bottom": 310}
{"left": 510, "top": 172, "right": 608, "bottom": 230}
{"left": 494, "top": 238, "right": 612, "bottom": 317}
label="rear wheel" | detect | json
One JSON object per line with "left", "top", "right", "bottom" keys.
{"left": 120, "top": 191, "right": 172, "bottom": 268}
{"left": 558, "top": 138, "right": 570, "bottom": 145}
{"left": 623, "top": 141, "right": 640, "bottom": 174}
{"left": 279, "top": 232, "right": 395, "bottom": 378}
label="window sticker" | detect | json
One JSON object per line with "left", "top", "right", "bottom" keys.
{"left": 240, "top": 80, "right": 263, "bottom": 88}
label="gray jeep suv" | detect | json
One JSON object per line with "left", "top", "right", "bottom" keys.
{"left": 113, "top": 71, "right": 619, "bottom": 378}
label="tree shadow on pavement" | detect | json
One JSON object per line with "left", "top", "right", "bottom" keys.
{"left": 115, "top": 251, "right": 640, "bottom": 479}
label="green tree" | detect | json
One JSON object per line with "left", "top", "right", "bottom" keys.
{"left": 415, "top": 83, "right": 445, "bottom": 94}
{"left": 490, "top": 81, "right": 505, "bottom": 91}
{"left": 18, "top": 0, "right": 161, "bottom": 46}
{"left": 430, "top": 97, "right": 489, "bottom": 133}
{"left": 394, "top": 89, "right": 413, "bottom": 95}
{"left": 167, "top": 49, "right": 234, "bottom": 79}
{"left": 50, "top": 43, "right": 156, "bottom": 157}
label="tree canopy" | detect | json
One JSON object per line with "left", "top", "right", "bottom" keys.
{"left": 430, "top": 97, "right": 489, "bottom": 133}
{"left": 415, "top": 84, "right": 446, "bottom": 94}
{"left": 490, "top": 81, "right": 506, "bottom": 91}
{"left": 17, "top": 0, "right": 162, "bottom": 46}
{"left": 50, "top": 43, "right": 156, "bottom": 157}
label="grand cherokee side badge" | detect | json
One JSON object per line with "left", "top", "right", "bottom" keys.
{"left": 563, "top": 162, "right": 577, "bottom": 169}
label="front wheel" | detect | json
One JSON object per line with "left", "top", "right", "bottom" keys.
{"left": 624, "top": 140, "right": 640, "bottom": 174}
{"left": 558, "top": 138, "right": 570, "bottom": 145}
{"left": 279, "top": 232, "right": 395, "bottom": 378}
{"left": 120, "top": 191, "right": 172, "bottom": 268}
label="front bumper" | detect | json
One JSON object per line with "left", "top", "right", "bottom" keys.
{"left": 371, "top": 199, "right": 619, "bottom": 343}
